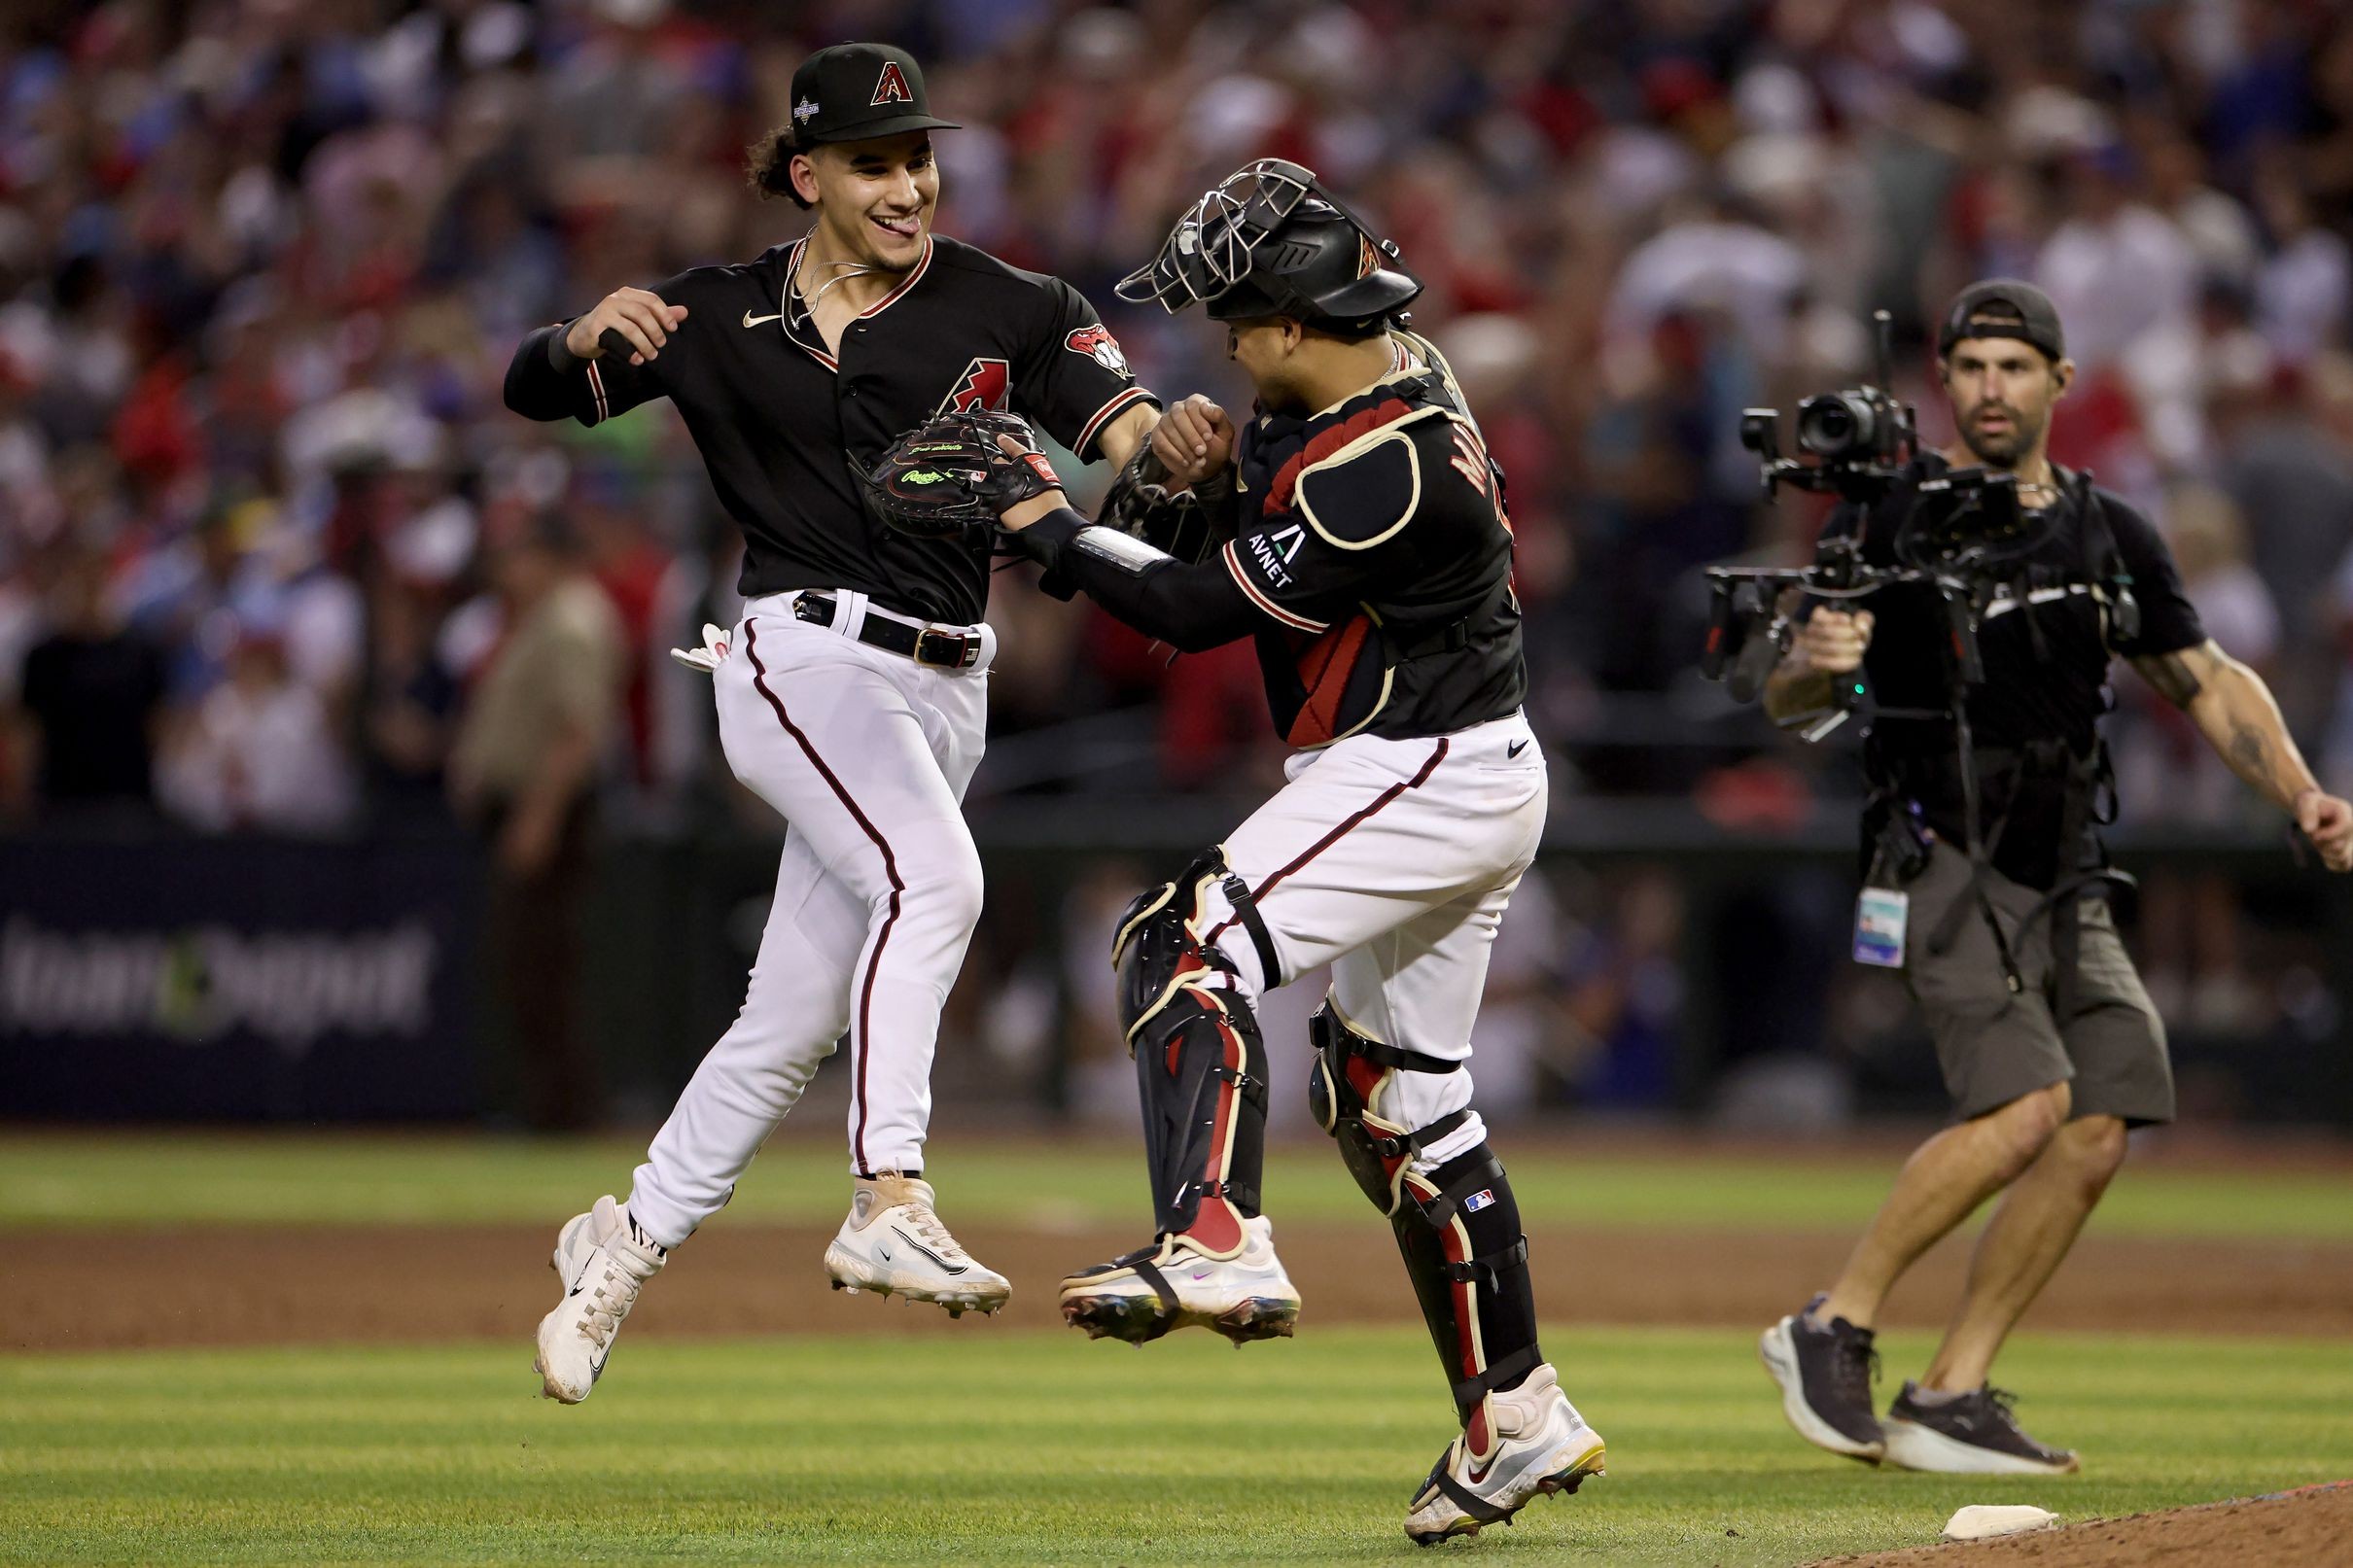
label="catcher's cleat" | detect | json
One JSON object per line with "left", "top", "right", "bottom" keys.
{"left": 822, "top": 1173, "right": 1008, "bottom": 1318}
{"left": 1060, "top": 1215, "right": 1299, "bottom": 1346}
{"left": 535, "top": 1195, "right": 666, "bottom": 1404}
{"left": 1403, "top": 1364, "right": 1605, "bottom": 1546}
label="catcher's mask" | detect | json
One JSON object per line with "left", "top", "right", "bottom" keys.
{"left": 1117, "top": 158, "right": 1422, "bottom": 333}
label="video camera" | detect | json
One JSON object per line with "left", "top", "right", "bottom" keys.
{"left": 1701, "top": 311, "right": 2006, "bottom": 738}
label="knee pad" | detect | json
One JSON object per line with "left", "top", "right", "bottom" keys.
{"left": 1306, "top": 1002, "right": 1472, "bottom": 1215}
{"left": 1114, "top": 854, "right": 1275, "bottom": 1254}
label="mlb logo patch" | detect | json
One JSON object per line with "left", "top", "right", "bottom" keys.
{"left": 1462, "top": 1189, "right": 1496, "bottom": 1213}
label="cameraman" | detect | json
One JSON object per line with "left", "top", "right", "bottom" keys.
{"left": 1757, "top": 281, "right": 2353, "bottom": 1476}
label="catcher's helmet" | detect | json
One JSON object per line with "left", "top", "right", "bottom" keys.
{"left": 1119, "top": 159, "right": 1422, "bottom": 334}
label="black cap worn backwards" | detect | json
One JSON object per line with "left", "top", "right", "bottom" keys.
{"left": 789, "top": 43, "right": 960, "bottom": 146}
{"left": 1938, "top": 279, "right": 2066, "bottom": 363}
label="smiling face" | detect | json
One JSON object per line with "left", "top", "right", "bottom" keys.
{"left": 1940, "top": 331, "right": 2072, "bottom": 470}
{"left": 792, "top": 131, "right": 938, "bottom": 272}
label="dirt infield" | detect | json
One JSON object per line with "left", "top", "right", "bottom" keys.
{"left": 1815, "top": 1480, "right": 2353, "bottom": 1567}
{"left": 12, "top": 1218, "right": 2353, "bottom": 1352}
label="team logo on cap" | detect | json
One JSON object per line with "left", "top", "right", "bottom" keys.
{"left": 871, "top": 59, "right": 914, "bottom": 106}
{"left": 1064, "top": 324, "right": 1130, "bottom": 376}
{"left": 793, "top": 97, "right": 820, "bottom": 123}
{"left": 1356, "top": 234, "right": 1380, "bottom": 279}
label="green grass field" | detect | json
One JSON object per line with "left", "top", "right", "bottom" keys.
{"left": 6, "top": 1328, "right": 2350, "bottom": 1566}
{"left": 7, "top": 1132, "right": 2352, "bottom": 1240}
{"left": 6, "top": 1132, "right": 2351, "bottom": 1565}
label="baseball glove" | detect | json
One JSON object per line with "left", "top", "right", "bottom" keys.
{"left": 860, "top": 409, "right": 1064, "bottom": 539}
{"left": 1097, "top": 440, "right": 1235, "bottom": 565}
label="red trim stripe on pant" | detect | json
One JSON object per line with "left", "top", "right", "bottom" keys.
{"left": 1204, "top": 737, "right": 1451, "bottom": 961}
{"left": 743, "top": 619, "right": 903, "bottom": 1172}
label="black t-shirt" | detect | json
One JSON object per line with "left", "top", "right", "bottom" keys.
{"left": 504, "top": 234, "right": 1154, "bottom": 625}
{"left": 1222, "top": 362, "right": 1526, "bottom": 747}
{"left": 1830, "top": 454, "right": 2205, "bottom": 886}
{"left": 19, "top": 629, "right": 165, "bottom": 804}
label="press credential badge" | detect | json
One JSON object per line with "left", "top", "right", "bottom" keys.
{"left": 1853, "top": 888, "right": 1909, "bottom": 967}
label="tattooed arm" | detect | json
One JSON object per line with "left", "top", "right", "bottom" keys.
{"left": 2130, "top": 640, "right": 2353, "bottom": 871}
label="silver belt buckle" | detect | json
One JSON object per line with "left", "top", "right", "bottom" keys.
{"left": 916, "top": 623, "right": 977, "bottom": 668}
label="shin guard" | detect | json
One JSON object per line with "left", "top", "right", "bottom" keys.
{"left": 1308, "top": 1003, "right": 1539, "bottom": 1437}
{"left": 1393, "top": 1146, "right": 1542, "bottom": 1437}
{"left": 1114, "top": 856, "right": 1274, "bottom": 1256}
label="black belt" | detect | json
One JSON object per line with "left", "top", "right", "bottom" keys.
{"left": 793, "top": 593, "right": 981, "bottom": 670}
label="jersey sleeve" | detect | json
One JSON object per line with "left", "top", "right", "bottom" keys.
{"left": 502, "top": 270, "right": 696, "bottom": 428}
{"left": 2104, "top": 494, "right": 2206, "bottom": 656}
{"left": 1012, "top": 278, "right": 1156, "bottom": 463}
{"left": 1220, "top": 430, "right": 1425, "bottom": 632}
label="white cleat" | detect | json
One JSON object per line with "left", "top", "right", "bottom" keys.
{"left": 822, "top": 1173, "right": 1008, "bottom": 1318}
{"left": 1059, "top": 1216, "right": 1301, "bottom": 1345}
{"left": 534, "top": 1195, "right": 666, "bottom": 1404}
{"left": 1403, "top": 1364, "right": 1606, "bottom": 1546}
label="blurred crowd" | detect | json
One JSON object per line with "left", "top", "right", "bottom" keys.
{"left": 6, "top": 0, "right": 2353, "bottom": 832}
{"left": 5, "top": 1, "right": 2353, "bottom": 1113}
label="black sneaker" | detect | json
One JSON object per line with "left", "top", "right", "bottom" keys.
{"left": 1883, "top": 1382, "right": 2080, "bottom": 1475}
{"left": 1758, "top": 1294, "right": 1884, "bottom": 1461}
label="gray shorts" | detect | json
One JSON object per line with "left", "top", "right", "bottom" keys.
{"left": 1887, "top": 841, "right": 2174, "bottom": 1127}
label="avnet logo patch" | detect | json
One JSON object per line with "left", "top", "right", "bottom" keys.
{"left": 0, "top": 916, "right": 438, "bottom": 1054}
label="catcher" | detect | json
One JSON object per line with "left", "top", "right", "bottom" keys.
{"left": 504, "top": 41, "right": 1155, "bottom": 1404}
{"left": 871, "top": 160, "right": 1605, "bottom": 1546}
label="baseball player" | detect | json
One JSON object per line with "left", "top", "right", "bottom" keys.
{"left": 502, "top": 42, "right": 1157, "bottom": 1404}
{"left": 984, "top": 161, "right": 1605, "bottom": 1546}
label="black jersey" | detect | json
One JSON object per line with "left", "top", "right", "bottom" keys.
{"left": 504, "top": 234, "right": 1154, "bottom": 625}
{"left": 1220, "top": 347, "right": 1527, "bottom": 748}
{"left": 1831, "top": 453, "right": 2205, "bottom": 886}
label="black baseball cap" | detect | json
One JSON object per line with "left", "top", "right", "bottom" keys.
{"left": 788, "top": 43, "right": 960, "bottom": 146}
{"left": 1938, "top": 279, "right": 2065, "bottom": 363}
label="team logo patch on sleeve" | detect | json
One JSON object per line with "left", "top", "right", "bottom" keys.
{"left": 1461, "top": 1189, "right": 1496, "bottom": 1213}
{"left": 1065, "top": 324, "right": 1131, "bottom": 376}
{"left": 871, "top": 60, "right": 914, "bottom": 106}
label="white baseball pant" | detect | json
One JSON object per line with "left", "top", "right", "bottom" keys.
{"left": 627, "top": 591, "right": 994, "bottom": 1249}
{"left": 1192, "top": 710, "right": 1548, "bottom": 1172}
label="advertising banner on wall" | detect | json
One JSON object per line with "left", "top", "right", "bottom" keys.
{"left": 0, "top": 833, "right": 478, "bottom": 1120}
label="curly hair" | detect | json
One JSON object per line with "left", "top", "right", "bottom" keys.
{"left": 746, "top": 123, "right": 814, "bottom": 210}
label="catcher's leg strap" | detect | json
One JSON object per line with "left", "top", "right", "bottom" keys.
{"left": 1114, "top": 855, "right": 1272, "bottom": 1254}
{"left": 1306, "top": 1003, "right": 1471, "bottom": 1213}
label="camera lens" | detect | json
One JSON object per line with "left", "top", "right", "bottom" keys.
{"left": 1797, "top": 394, "right": 1876, "bottom": 460}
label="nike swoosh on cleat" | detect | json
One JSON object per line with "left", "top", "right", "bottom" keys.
{"left": 743, "top": 310, "right": 784, "bottom": 329}
{"left": 892, "top": 1226, "right": 970, "bottom": 1275}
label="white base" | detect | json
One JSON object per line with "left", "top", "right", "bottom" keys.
{"left": 1942, "top": 1503, "right": 2060, "bottom": 1541}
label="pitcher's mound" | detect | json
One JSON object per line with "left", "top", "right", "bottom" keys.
{"left": 1815, "top": 1480, "right": 2353, "bottom": 1567}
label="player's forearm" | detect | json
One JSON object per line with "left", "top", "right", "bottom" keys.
{"left": 503, "top": 325, "right": 586, "bottom": 421}
{"left": 2186, "top": 654, "right": 2321, "bottom": 813}
{"left": 1011, "top": 508, "right": 1259, "bottom": 652}
{"left": 1093, "top": 401, "right": 1159, "bottom": 472}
